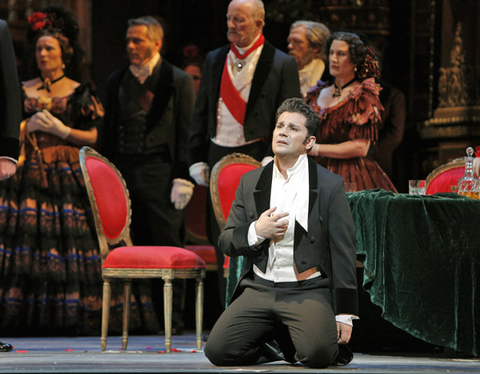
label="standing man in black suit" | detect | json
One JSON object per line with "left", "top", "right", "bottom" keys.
{"left": 189, "top": 0, "right": 301, "bottom": 305}
{"left": 205, "top": 98, "right": 358, "bottom": 368}
{"left": 101, "top": 16, "right": 195, "bottom": 334}
{"left": 0, "top": 19, "right": 21, "bottom": 352}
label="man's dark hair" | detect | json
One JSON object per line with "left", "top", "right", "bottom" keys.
{"left": 276, "top": 97, "right": 321, "bottom": 138}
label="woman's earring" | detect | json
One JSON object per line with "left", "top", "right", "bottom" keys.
{"left": 62, "top": 63, "right": 66, "bottom": 70}
{"left": 354, "top": 66, "right": 357, "bottom": 72}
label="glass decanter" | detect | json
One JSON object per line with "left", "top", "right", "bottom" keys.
{"left": 457, "top": 147, "right": 480, "bottom": 199}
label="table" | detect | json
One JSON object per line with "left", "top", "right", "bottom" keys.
{"left": 226, "top": 189, "right": 480, "bottom": 356}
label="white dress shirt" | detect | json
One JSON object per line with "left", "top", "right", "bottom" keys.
{"left": 213, "top": 34, "right": 264, "bottom": 147}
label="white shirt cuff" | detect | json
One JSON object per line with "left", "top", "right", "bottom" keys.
{"left": 247, "top": 221, "right": 266, "bottom": 247}
{"left": 335, "top": 314, "right": 360, "bottom": 327}
{"left": 0, "top": 156, "right": 17, "bottom": 164}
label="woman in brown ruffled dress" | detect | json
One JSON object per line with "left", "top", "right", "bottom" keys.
{"left": 306, "top": 31, "right": 396, "bottom": 192}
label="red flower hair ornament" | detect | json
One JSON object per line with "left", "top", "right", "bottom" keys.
{"left": 28, "top": 12, "right": 52, "bottom": 31}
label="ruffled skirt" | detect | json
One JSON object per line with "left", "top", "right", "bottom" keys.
{"left": 316, "top": 155, "right": 397, "bottom": 192}
{"left": 0, "top": 145, "right": 159, "bottom": 335}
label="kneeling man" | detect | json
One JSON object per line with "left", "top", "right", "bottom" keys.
{"left": 204, "top": 98, "right": 358, "bottom": 368}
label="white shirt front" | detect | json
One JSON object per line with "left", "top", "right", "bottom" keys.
{"left": 250, "top": 154, "right": 318, "bottom": 282}
{"left": 299, "top": 58, "right": 325, "bottom": 97}
{"left": 213, "top": 35, "right": 264, "bottom": 147}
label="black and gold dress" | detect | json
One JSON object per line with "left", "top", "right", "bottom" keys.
{"left": 0, "top": 84, "right": 159, "bottom": 335}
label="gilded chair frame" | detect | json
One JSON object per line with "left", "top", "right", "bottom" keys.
{"left": 210, "top": 153, "right": 261, "bottom": 278}
{"left": 210, "top": 153, "right": 262, "bottom": 231}
{"left": 79, "top": 146, "right": 205, "bottom": 353}
{"left": 425, "top": 156, "right": 465, "bottom": 193}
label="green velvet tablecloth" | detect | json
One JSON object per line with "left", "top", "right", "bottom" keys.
{"left": 226, "top": 189, "right": 480, "bottom": 356}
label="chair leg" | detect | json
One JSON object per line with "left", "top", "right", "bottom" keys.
{"left": 101, "top": 279, "right": 111, "bottom": 351}
{"left": 122, "top": 280, "right": 132, "bottom": 350}
{"left": 164, "top": 278, "right": 173, "bottom": 353}
{"left": 195, "top": 278, "right": 204, "bottom": 350}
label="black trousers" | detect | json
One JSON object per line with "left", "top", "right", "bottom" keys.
{"left": 115, "top": 153, "right": 184, "bottom": 248}
{"left": 204, "top": 274, "right": 339, "bottom": 368}
{"left": 206, "top": 141, "right": 268, "bottom": 307}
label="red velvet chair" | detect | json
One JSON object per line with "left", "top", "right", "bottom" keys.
{"left": 79, "top": 147, "right": 206, "bottom": 353}
{"left": 209, "top": 153, "right": 261, "bottom": 277}
{"left": 425, "top": 157, "right": 465, "bottom": 195}
{"left": 184, "top": 185, "right": 217, "bottom": 271}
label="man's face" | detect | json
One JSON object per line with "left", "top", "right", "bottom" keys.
{"left": 226, "top": 0, "right": 261, "bottom": 48}
{"left": 287, "top": 26, "right": 315, "bottom": 70}
{"left": 272, "top": 111, "right": 314, "bottom": 158}
{"left": 126, "top": 25, "right": 161, "bottom": 66}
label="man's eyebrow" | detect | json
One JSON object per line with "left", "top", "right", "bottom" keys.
{"left": 278, "top": 121, "right": 299, "bottom": 127}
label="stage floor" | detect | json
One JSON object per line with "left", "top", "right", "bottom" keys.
{"left": 0, "top": 333, "right": 478, "bottom": 374}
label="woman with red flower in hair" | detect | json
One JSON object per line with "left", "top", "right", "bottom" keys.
{"left": 0, "top": 5, "right": 159, "bottom": 336}
{"left": 306, "top": 31, "right": 397, "bottom": 192}
{"left": 0, "top": 5, "right": 103, "bottom": 336}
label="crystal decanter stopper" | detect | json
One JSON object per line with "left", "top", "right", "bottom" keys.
{"left": 457, "top": 147, "right": 480, "bottom": 199}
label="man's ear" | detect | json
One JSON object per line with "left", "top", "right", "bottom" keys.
{"left": 306, "top": 136, "right": 316, "bottom": 152}
{"left": 155, "top": 39, "right": 163, "bottom": 54}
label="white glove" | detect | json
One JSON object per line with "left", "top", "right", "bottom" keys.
{"left": 170, "top": 178, "right": 194, "bottom": 210}
{"left": 26, "top": 111, "right": 48, "bottom": 133}
{"left": 189, "top": 162, "right": 209, "bottom": 186}
{"left": 26, "top": 109, "right": 71, "bottom": 139}
{"left": 474, "top": 156, "right": 480, "bottom": 177}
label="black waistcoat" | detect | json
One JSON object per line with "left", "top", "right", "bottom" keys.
{"left": 116, "top": 63, "right": 163, "bottom": 155}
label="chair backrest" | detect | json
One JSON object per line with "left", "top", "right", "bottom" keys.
{"left": 79, "top": 146, "right": 133, "bottom": 263}
{"left": 210, "top": 153, "right": 261, "bottom": 230}
{"left": 425, "top": 157, "right": 465, "bottom": 194}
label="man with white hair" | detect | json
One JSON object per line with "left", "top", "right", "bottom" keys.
{"left": 288, "top": 20, "right": 330, "bottom": 97}
{"left": 189, "top": 0, "right": 301, "bottom": 306}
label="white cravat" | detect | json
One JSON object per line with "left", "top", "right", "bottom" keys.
{"left": 299, "top": 58, "right": 325, "bottom": 97}
{"left": 129, "top": 53, "right": 161, "bottom": 84}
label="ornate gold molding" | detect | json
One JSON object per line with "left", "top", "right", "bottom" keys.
{"left": 419, "top": 122, "right": 480, "bottom": 139}
{"left": 432, "top": 22, "right": 480, "bottom": 124}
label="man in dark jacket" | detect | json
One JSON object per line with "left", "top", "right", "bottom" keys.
{"left": 101, "top": 16, "right": 195, "bottom": 334}
{"left": 205, "top": 98, "right": 358, "bottom": 368}
{"left": 188, "top": 0, "right": 301, "bottom": 305}
{"left": 0, "top": 19, "right": 21, "bottom": 352}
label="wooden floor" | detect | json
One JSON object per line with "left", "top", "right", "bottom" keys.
{"left": 0, "top": 333, "right": 478, "bottom": 373}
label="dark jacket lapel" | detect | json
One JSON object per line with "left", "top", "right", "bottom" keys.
{"left": 308, "top": 157, "right": 318, "bottom": 219}
{"left": 253, "top": 160, "right": 273, "bottom": 218}
{"left": 245, "top": 40, "right": 275, "bottom": 122}
{"left": 146, "top": 58, "right": 174, "bottom": 134}
{"left": 212, "top": 45, "right": 231, "bottom": 106}
{"left": 293, "top": 157, "right": 318, "bottom": 251}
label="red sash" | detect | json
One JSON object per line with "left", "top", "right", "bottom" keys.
{"left": 220, "top": 35, "right": 265, "bottom": 125}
